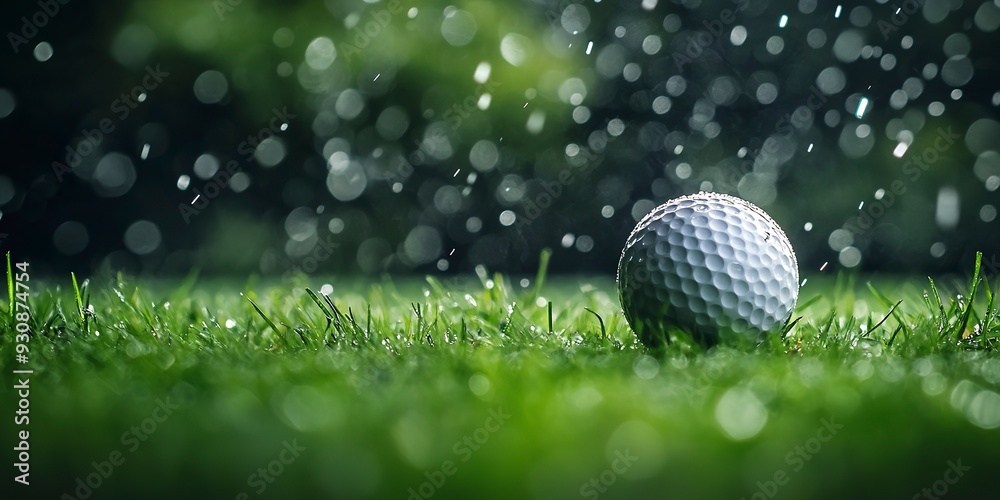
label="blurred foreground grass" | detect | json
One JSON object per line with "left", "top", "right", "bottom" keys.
{"left": 3, "top": 255, "right": 1000, "bottom": 499}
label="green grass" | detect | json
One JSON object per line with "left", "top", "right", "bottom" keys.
{"left": 3, "top": 252, "right": 1000, "bottom": 499}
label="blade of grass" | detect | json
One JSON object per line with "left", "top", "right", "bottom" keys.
{"left": 584, "top": 307, "right": 606, "bottom": 341}
{"left": 981, "top": 279, "right": 996, "bottom": 340}
{"left": 794, "top": 294, "right": 823, "bottom": 312}
{"left": 928, "top": 278, "right": 946, "bottom": 336}
{"left": 242, "top": 293, "right": 281, "bottom": 337}
{"left": 867, "top": 282, "right": 910, "bottom": 338}
{"left": 781, "top": 316, "right": 803, "bottom": 340}
{"left": 304, "top": 288, "right": 333, "bottom": 335}
{"left": 548, "top": 301, "right": 553, "bottom": 334}
{"left": 949, "top": 252, "right": 983, "bottom": 342}
{"left": 867, "top": 300, "right": 903, "bottom": 337}
{"left": 817, "top": 308, "right": 838, "bottom": 346}
{"left": 71, "top": 272, "right": 85, "bottom": 321}
{"left": 529, "top": 247, "right": 552, "bottom": 301}
{"left": 304, "top": 288, "right": 333, "bottom": 319}
{"left": 887, "top": 324, "right": 904, "bottom": 348}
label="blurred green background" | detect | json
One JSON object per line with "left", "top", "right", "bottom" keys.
{"left": 1, "top": 0, "right": 998, "bottom": 277}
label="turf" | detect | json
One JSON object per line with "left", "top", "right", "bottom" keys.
{"left": 3, "top": 252, "right": 1000, "bottom": 499}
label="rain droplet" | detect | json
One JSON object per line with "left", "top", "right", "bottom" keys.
{"left": 855, "top": 96, "right": 870, "bottom": 119}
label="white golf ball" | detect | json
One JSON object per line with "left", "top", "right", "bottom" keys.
{"left": 617, "top": 192, "right": 799, "bottom": 345}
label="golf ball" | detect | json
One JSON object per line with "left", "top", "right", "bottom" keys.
{"left": 617, "top": 192, "right": 799, "bottom": 345}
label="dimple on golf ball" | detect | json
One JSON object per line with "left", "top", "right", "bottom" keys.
{"left": 617, "top": 192, "right": 799, "bottom": 345}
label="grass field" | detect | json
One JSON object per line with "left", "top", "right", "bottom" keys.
{"left": 4, "top": 252, "right": 1000, "bottom": 499}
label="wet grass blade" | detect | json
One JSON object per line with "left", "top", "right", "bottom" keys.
{"left": 928, "top": 278, "right": 946, "bottom": 336}
{"left": 584, "top": 307, "right": 606, "bottom": 341}
{"left": 243, "top": 293, "right": 281, "bottom": 337}
{"left": 71, "top": 272, "right": 85, "bottom": 321}
{"left": 794, "top": 294, "right": 823, "bottom": 312}
{"left": 950, "top": 251, "right": 983, "bottom": 342}
{"left": 867, "top": 282, "right": 910, "bottom": 338}
{"left": 868, "top": 300, "right": 903, "bottom": 337}
{"left": 529, "top": 247, "right": 552, "bottom": 301}
{"left": 781, "top": 316, "right": 803, "bottom": 340}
